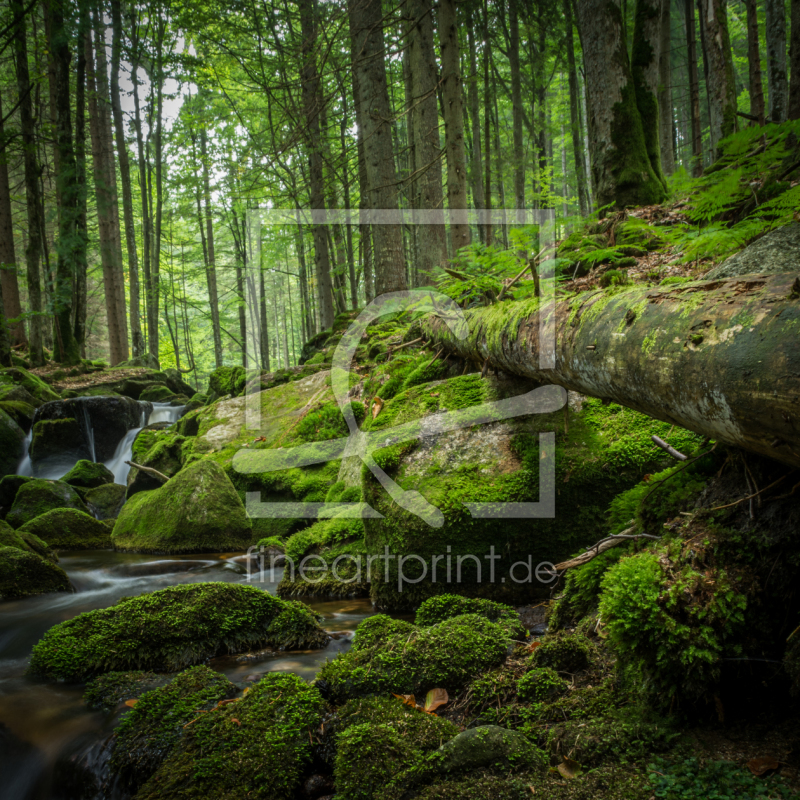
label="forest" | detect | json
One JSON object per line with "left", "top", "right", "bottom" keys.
{"left": 1, "top": 0, "right": 800, "bottom": 799}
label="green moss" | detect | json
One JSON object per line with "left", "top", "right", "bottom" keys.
{"left": 0, "top": 409, "right": 26, "bottom": 479}
{"left": 84, "top": 670, "right": 168, "bottom": 712}
{"left": 5, "top": 479, "right": 88, "bottom": 529}
{"left": 84, "top": 482, "right": 127, "bottom": 520}
{"left": 61, "top": 460, "right": 114, "bottom": 489}
{"left": 1, "top": 367, "right": 60, "bottom": 404}
{"left": 351, "top": 614, "right": 416, "bottom": 651}
{"left": 599, "top": 268, "right": 629, "bottom": 288}
{"left": 139, "top": 383, "right": 177, "bottom": 402}
{"left": 531, "top": 632, "right": 593, "bottom": 673}
{"left": 28, "top": 582, "right": 329, "bottom": 681}
{"left": 135, "top": 672, "right": 324, "bottom": 800}
{"left": 415, "top": 595, "right": 524, "bottom": 638}
{"left": 20, "top": 508, "right": 113, "bottom": 550}
{"left": 516, "top": 667, "right": 568, "bottom": 703}
{"left": 207, "top": 365, "right": 246, "bottom": 398}
{"left": 0, "top": 544, "right": 70, "bottom": 599}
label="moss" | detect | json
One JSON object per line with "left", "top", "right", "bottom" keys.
{"left": 415, "top": 594, "right": 524, "bottom": 638}
{"left": 0, "top": 474, "right": 32, "bottom": 511}
{"left": 139, "top": 383, "right": 177, "bottom": 402}
{"left": 20, "top": 508, "right": 113, "bottom": 550}
{"left": 0, "top": 409, "right": 26, "bottom": 479}
{"left": 207, "top": 365, "right": 246, "bottom": 398}
{"left": 84, "top": 482, "right": 126, "bottom": 520}
{"left": 1, "top": 367, "right": 60, "bottom": 405}
{"left": 28, "top": 582, "right": 329, "bottom": 681}
{"left": 135, "top": 672, "right": 324, "bottom": 800}
{"left": 351, "top": 614, "right": 416, "bottom": 651}
{"left": 531, "top": 632, "right": 593, "bottom": 674}
{"left": 516, "top": 667, "right": 568, "bottom": 704}
{"left": 0, "top": 545, "right": 70, "bottom": 600}
{"left": 5, "top": 479, "right": 88, "bottom": 529}
{"left": 599, "top": 268, "right": 629, "bottom": 288}
{"left": 0, "top": 519, "right": 55, "bottom": 560}
{"left": 109, "top": 666, "right": 237, "bottom": 790}
{"left": 61, "top": 460, "right": 114, "bottom": 490}
{"left": 283, "top": 516, "right": 364, "bottom": 563}
{"left": 317, "top": 614, "right": 509, "bottom": 703}
{"left": 128, "top": 428, "right": 189, "bottom": 495}
{"left": 83, "top": 670, "right": 169, "bottom": 712}
{"left": 29, "top": 417, "right": 88, "bottom": 464}
{"left": 113, "top": 460, "right": 252, "bottom": 553}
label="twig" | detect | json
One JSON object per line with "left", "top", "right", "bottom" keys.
{"left": 551, "top": 526, "right": 660, "bottom": 571}
{"left": 652, "top": 435, "right": 687, "bottom": 461}
{"left": 480, "top": 358, "right": 490, "bottom": 378}
{"left": 423, "top": 348, "right": 443, "bottom": 370}
{"left": 125, "top": 461, "right": 169, "bottom": 483}
{"left": 743, "top": 454, "right": 761, "bottom": 508}
{"left": 709, "top": 474, "right": 789, "bottom": 511}
{"left": 389, "top": 337, "right": 422, "bottom": 355}
{"left": 641, "top": 444, "right": 717, "bottom": 505}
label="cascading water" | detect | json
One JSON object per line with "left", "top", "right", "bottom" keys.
{"left": 81, "top": 404, "right": 97, "bottom": 463}
{"left": 15, "top": 429, "right": 33, "bottom": 478}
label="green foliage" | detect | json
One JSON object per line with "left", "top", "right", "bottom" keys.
{"left": 294, "top": 401, "right": 365, "bottom": 443}
{"left": 599, "top": 268, "right": 628, "bottom": 288}
{"left": 83, "top": 671, "right": 167, "bottom": 712}
{"left": 530, "top": 632, "right": 593, "bottom": 673}
{"left": 415, "top": 594, "right": 523, "bottom": 637}
{"left": 351, "top": 614, "right": 416, "bottom": 651}
{"left": 516, "top": 667, "right": 567, "bottom": 704}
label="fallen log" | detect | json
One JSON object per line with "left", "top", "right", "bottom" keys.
{"left": 422, "top": 273, "right": 800, "bottom": 468}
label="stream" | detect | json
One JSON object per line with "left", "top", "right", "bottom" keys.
{"left": 1, "top": 400, "right": 384, "bottom": 799}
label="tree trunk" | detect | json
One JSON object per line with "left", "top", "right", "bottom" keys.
{"left": 685, "top": 0, "right": 703, "bottom": 174}
{"left": 745, "top": 0, "right": 766, "bottom": 125}
{"left": 790, "top": 0, "right": 800, "bottom": 119}
{"left": 348, "top": 0, "right": 407, "bottom": 294}
{"left": 437, "top": 0, "right": 470, "bottom": 252}
{"left": 657, "top": 0, "right": 675, "bottom": 176}
{"left": 13, "top": 0, "right": 44, "bottom": 365}
{"left": 408, "top": 0, "right": 447, "bottom": 285}
{"left": 73, "top": 0, "right": 88, "bottom": 354}
{"left": 466, "top": 14, "right": 485, "bottom": 240}
{"left": 575, "top": 0, "right": 666, "bottom": 209}
{"left": 509, "top": 0, "right": 525, "bottom": 215}
{"left": 697, "top": 0, "right": 737, "bottom": 158}
{"left": 423, "top": 274, "right": 800, "bottom": 469}
{"left": 564, "top": 0, "right": 589, "bottom": 216}
{"left": 483, "top": 1, "right": 493, "bottom": 245}
{"left": 0, "top": 94, "right": 25, "bottom": 346}
{"left": 765, "top": 0, "right": 789, "bottom": 123}
{"left": 110, "top": 0, "right": 144, "bottom": 357}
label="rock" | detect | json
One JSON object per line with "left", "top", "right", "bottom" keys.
{"left": 30, "top": 417, "right": 89, "bottom": 474}
{"left": 61, "top": 460, "right": 115, "bottom": 490}
{"left": 0, "top": 384, "right": 36, "bottom": 430}
{"left": 113, "top": 460, "right": 252, "bottom": 553}
{"left": 0, "top": 409, "right": 26, "bottom": 479}
{"left": 207, "top": 365, "right": 246, "bottom": 399}
{"left": 126, "top": 427, "right": 188, "bottom": 498}
{"left": 28, "top": 582, "right": 329, "bottom": 681}
{"left": 162, "top": 368, "right": 195, "bottom": 398}
{"left": 706, "top": 223, "right": 800, "bottom": 280}
{"left": 302, "top": 774, "right": 334, "bottom": 799}
{"left": 20, "top": 508, "right": 113, "bottom": 550}
{"left": 83, "top": 671, "right": 171, "bottom": 712}
{"left": 415, "top": 594, "right": 525, "bottom": 638}
{"left": 139, "top": 384, "right": 176, "bottom": 402}
{"left": 0, "top": 545, "right": 71, "bottom": 600}
{"left": 0, "top": 475, "right": 33, "bottom": 517}
{"left": 6, "top": 479, "right": 89, "bottom": 529}
{"left": 0, "top": 519, "right": 56, "bottom": 561}
{"left": 1, "top": 367, "right": 60, "bottom": 405}
{"left": 430, "top": 725, "right": 546, "bottom": 775}
{"left": 85, "top": 483, "right": 127, "bottom": 520}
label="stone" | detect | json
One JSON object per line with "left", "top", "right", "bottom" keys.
{"left": 84, "top": 483, "right": 127, "bottom": 520}
{"left": 0, "top": 409, "right": 26, "bottom": 480}
{"left": 0, "top": 545, "right": 71, "bottom": 600}
{"left": 21, "top": 508, "right": 113, "bottom": 550}
{"left": 61, "top": 460, "right": 115, "bottom": 490}
{"left": 706, "top": 223, "right": 800, "bottom": 280}
{"left": 430, "top": 725, "right": 546, "bottom": 774}
{"left": 6, "top": 479, "right": 88, "bottom": 529}
{"left": 30, "top": 417, "right": 89, "bottom": 475}
{"left": 0, "top": 475, "right": 33, "bottom": 516}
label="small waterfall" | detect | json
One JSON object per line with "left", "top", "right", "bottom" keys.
{"left": 147, "top": 402, "right": 185, "bottom": 425}
{"left": 15, "top": 429, "right": 33, "bottom": 478}
{"left": 81, "top": 404, "right": 97, "bottom": 463}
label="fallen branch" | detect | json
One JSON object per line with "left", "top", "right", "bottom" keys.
{"left": 709, "top": 473, "right": 789, "bottom": 511}
{"left": 125, "top": 461, "right": 169, "bottom": 484}
{"left": 389, "top": 337, "right": 423, "bottom": 354}
{"left": 652, "top": 435, "right": 687, "bottom": 461}
{"left": 551, "top": 526, "right": 660, "bottom": 571}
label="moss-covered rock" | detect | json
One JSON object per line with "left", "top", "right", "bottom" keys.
{"left": 0, "top": 519, "right": 55, "bottom": 560}
{"left": 415, "top": 594, "right": 524, "bottom": 638}
{"left": 28, "top": 582, "right": 329, "bottom": 681}
{"left": 139, "top": 383, "right": 177, "bottom": 402}
{"left": 84, "top": 483, "right": 127, "bottom": 520}
{"left": 0, "top": 409, "right": 26, "bottom": 479}
{"left": 84, "top": 671, "right": 170, "bottom": 712}
{"left": 1, "top": 367, "right": 60, "bottom": 405}
{"left": 317, "top": 614, "right": 508, "bottom": 703}
{"left": 134, "top": 672, "right": 324, "bottom": 800}
{"left": 29, "top": 417, "right": 90, "bottom": 472}
{"left": 350, "top": 614, "right": 416, "bottom": 651}
{"left": 61, "top": 460, "right": 114, "bottom": 490}
{"left": 5, "top": 479, "right": 88, "bottom": 529}
{"left": 113, "top": 460, "right": 252, "bottom": 553}
{"left": 20, "top": 508, "right": 113, "bottom": 550}
{"left": 516, "top": 667, "right": 568, "bottom": 704}
{"left": 0, "top": 545, "right": 70, "bottom": 600}
{"left": 207, "top": 365, "right": 246, "bottom": 399}
{"left": 126, "top": 427, "right": 189, "bottom": 497}
{"left": 0, "top": 475, "right": 32, "bottom": 515}
{"left": 530, "top": 632, "right": 593, "bottom": 674}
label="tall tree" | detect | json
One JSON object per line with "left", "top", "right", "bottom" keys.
{"left": 765, "top": 0, "right": 789, "bottom": 123}
{"left": 745, "top": 0, "right": 767, "bottom": 125}
{"left": 508, "top": 0, "right": 525, "bottom": 215}
{"left": 657, "top": 0, "right": 675, "bottom": 176}
{"left": 564, "top": 0, "right": 589, "bottom": 215}
{"left": 791, "top": 0, "right": 800, "bottom": 119}
{"left": 697, "top": 0, "right": 737, "bottom": 158}
{"left": 685, "top": 0, "right": 703, "bottom": 174}
{"left": 348, "top": 0, "right": 406, "bottom": 294}
{"left": 437, "top": 0, "right": 470, "bottom": 252}
{"left": 575, "top": 0, "right": 666, "bottom": 209}
{"left": 73, "top": 0, "right": 89, "bottom": 353}
{"left": 466, "top": 12, "right": 486, "bottom": 238}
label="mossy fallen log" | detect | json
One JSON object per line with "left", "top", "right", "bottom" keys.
{"left": 422, "top": 274, "right": 800, "bottom": 468}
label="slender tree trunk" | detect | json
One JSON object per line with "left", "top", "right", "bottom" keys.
{"left": 657, "top": 0, "right": 675, "bottom": 176}
{"left": 14, "top": 0, "right": 45, "bottom": 365}
{"left": 466, "top": 14, "right": 486, "bottom": 240}
{"left": 790, "top": 0, "right": 800, "bottom": 119}
{"left": 745, "top": 0, "right": 766, "bottom": 125}
{"left": 110, "top": 0, "right": 144, "bottom": 357}
{"left": 564, "top": 0, "right": 589, "bottom": 215}
{"left": 0, "top": 94, "right": 25, "bottom": 346}
{"left": 685, "top": 0, "right": 703, "bottom": 174}
{"left": 437, "top": 0, "right": 470, "bottom": 252}
{"left": 408, "top": 0, "right": 447, "bottom": 284}
{"left": 765, "top": 0, "right": 789, "bottom": 123}
{"left": 509, "top": 0, "right": 525, "bottom": 216}
{"left": 697, "top": 0, "right": 737, "bottom": 158}
{"left": 575, "top": 0, "right": 666, "bottom": 209}
{"left": 295, "top": 224, "right": 312, "bottom": 340}
{"left": 0, "top": 278, "right": 9, "bottom": 366}
{"left": 199, "top": 125, "right": 223, "bottom": 367}
{"left": 348, "top": 0, "right": 407, "bottom": 294}
{"left": 73, "top": 0, "right": 88, "bottom": 355}
{"left": 483, "top": 2, "right": 493, "bottom": 245}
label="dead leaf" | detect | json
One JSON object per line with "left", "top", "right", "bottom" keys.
{"left": 392, "top": 693, "right": 417, "bottom": 708}
{"left": 556, "top": 757, "right": 582, "bottom": 780}
{"left": 371, "top": 397, "right": 384, "bottom": 419}
{"left": 231, "top": 718, "right": 241, "bottom": 727}
{"left": 747, "top": 756, "right": 780, "bottom": 776}
{"left": 526, "top": 641, "right": 541, "bottom": 653}
{"left": 124, "top": 699, "right": 138, "bottom": 707}
{"left": 253, "top": 436, "right": 266, "bottom": 443}
{"left": 424, "top": 688, "right": 449, "bottom": 713}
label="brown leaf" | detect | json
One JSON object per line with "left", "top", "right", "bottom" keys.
{"left": 371, "top": 397, "right": 384, "bottom": 419}
{"left": 747, "top": 756, "right": 780, "bottom": 776}
{"left": 424, "top": 688, "right": 449, "bottom": 713}
{"left": 231, "top": 718, "right": 241, "bottom": 727}
{"left": 526, "top": 641, "right": 541, "bottom": 653}
{"left": 392, "top": 693, "right": 417, "bottom": 708}
{"left": 124, "top": 699, "right": 138, "bottom": 707}
{"left": 556, "top": 757, "right": 582, "bottom": 780}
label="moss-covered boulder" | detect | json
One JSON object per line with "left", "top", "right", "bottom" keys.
{"left": 28, "top": 582, "right": 329, "bottom": 681}
{"left": 0, "top": 409, "right": 26, "bottom": 479}
{"left": 207, "top": 364, "right": 246, "bottom": 399}
{"left": 61, "top": 460, "right": 114, "bottom": 490}
{"left": 29, "top": 417, "right": 90, "bottom": 474}
{"left": 126, "top": 427, "right": 188, "bottom": 497}
{"left": 5, "top": 479, "right": 88, "bottom": 529}
{"left": 317, "top": 614, "right": 508, "bottom": 703}
{"left": 84, "top": 483, "right": 127, "bottom": 520}
{"left": 0, "top": 519, "right": 55, "bottom": 561}
{"left": 0, "top": 545, "right": 70, "bottom": 600}
{"left": 132, "top": 672, "right": 324, "bottom": 800}
{"left": 0, "top": 475, "right": 32, "bottom": 516}
{"left": 139, "top": 383, "right": 177, "bottom": 402}
{"left": 20, "top": 508, "right": 113, "bottom": 550}
{"left": 84, "top": 670, "right": 170, "bottom": 712}
{"left": 1, "top": 367, "right": 60, "bottom": 405}
{"left": 415, "top": 594, "right": 524, "bottom": 638}
{"left": 113, "top": 460, "right": 252, "bottom": 553}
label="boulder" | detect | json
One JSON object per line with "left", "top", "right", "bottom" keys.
{"left": 113, "top": 460, "right": 252, "bottom": 553}
{"left": 28, "top": 582, "right": 329, "bottom": 680}
{"left": 207, "top": 365, "right": 246, "bottom": 399}
{"left": 61, "top": 460, "right": 114, "bottom": 490}
{"left": 162, "top": 368, "right": 195, "bottom": 398}
{"left": 0, "top": 519, "right": 55, "bottom": 561}
{"left": 85, "top": 483, "right": 127, "bottom": 520}
{"left": 0, "top": 475, "right": 33, "bottom": 517}
{"left": 0, "top": 545, "right": 71, "bottom": 600}
{"left": 1, "top": 367, "right": 60, "bottom": 405}
{"left": 139, "top": 384, "right": 176, "bottom": 403}
{"left": 5, "top": 479, "right": 89, "bottom": 529}
{"left": 21, "top": 508, "right": 113, "bottom": 550}
{"left": 0, "top": 409, "right": 26, "bottom": 479}
{"left": 706, "top": 223, "right": 800, "bottom": 280}
{"left": 30, "top": 417, "right": 89, "bottom": 475}
{"left": 126, "top": 427, "right": 188, "bottom": 497}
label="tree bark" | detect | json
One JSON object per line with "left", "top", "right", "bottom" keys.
{"left": 437, "top": 0, "right": 470, "bottom": 252}
{"left": 483, "top": 1, "right": 493, "bottom": 245}
{"left": 348, "top": 0, "right": 407, "bottom": 294}
{"left": 408, "top": 0, "right": 447, "bottom": 285}
{"left": 745, "top": 0, "right": 767, "bottom": 126}
{"left": 765, "top": 0, "right": 789, "bottom": 124}
{"left": 423, "top": 274, "right": 800, "bottom": 470}
{"left": 564, "top": 0, "right": 589, "bottom": 216}
{"left": 685, "top": 0, "right": 703, "bottom": 174}
{"left": 466, "top": 13, "right": 486, "bottom": 239}
{"left": 790, "top": 0, "right": 800, "bottom": 119}
{"left": 575, "top": 0, "right": 666, "bottom": 210}
{"left": 697, "top": 0, "right": 737, "bottom": 158}
{"left": 13, "top": 0, "right": 44, "bottom": 365}
{"left": 657, "top": 0, "right": 675, "bottom": 176}
{"left": 73, "top": 0, "right": 88, "bottom": 354}
{"left": 509, "top": 0, "right": 525, "bottom": 215}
